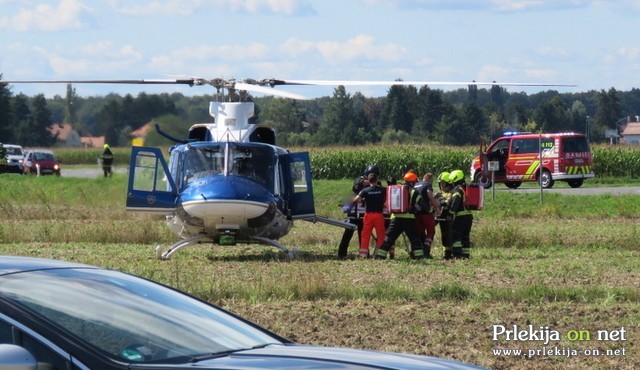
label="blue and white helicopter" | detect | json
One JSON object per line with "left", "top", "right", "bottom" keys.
{"left": 1, "top": 77, "right": 573, "bottom": 259}
{"left": 124, "top": 78, "right": 362, "bottom": 260}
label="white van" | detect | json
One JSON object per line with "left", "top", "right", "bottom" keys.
{"left": 1, "top": 144, "right": 24, "bottom": 173}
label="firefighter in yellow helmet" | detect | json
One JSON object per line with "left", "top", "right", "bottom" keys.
{"left": 434, "top": 171, "right": 454, "bottom": 259}
{"left": 0, "top": 143, "right": 7, "bottom": 172}
{"left": 374, "top": 171, "right": 427, "bottom": 260}
{"left": 101, "top": 144, "right": 114, "bottom": 177}
{"left": 447, "top": 169, "right": 473, "bottom": 259}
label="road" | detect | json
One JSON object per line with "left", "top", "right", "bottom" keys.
{"left": 487, "top": 185, "right": 640, "bottom": 195}
{"left": 62, "top": 167, "right": 127, "bottom": 179}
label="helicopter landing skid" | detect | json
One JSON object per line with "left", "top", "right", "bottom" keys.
{"left": 156, "top": 236, "right": 210, "bottom": 260}
{"left": 249, "top": 236, "right": 296, "bottom": 258}
{"left": 156, "top": 235, "right": 295, "bottom": 260}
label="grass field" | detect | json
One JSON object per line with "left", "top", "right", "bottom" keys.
{"left": 0, "top": 172, "right": 637, "bottom": 369}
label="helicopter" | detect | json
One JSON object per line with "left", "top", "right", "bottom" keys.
{"left": 0, "top": 77, "right": 574, "bottom": 260}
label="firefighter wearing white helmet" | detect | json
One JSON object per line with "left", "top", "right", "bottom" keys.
{"left": 446, "top": 170, "right": 473, "bottom": 259}
{"left": 374, "top": 171, "right": 427, "bottom": 260}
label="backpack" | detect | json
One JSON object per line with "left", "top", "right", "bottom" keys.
{"left": 386, "top": 184, "right": 411, "bottom": 213}
{"left": 464, "top": 183, "right": 484, "bottom": 211}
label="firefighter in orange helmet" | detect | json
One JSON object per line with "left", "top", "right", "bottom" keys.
{"left": 374, "top": 171, "right": 427, "bottom": 260}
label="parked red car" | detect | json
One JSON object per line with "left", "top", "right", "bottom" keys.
{"left": 22, "top": 149, "right": 61, "bottom": 176}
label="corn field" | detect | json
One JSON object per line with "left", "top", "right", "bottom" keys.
{"left": 306, "top": 144, "right": 640, "bottom": 180}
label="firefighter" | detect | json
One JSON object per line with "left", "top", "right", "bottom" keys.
{"left": 352, "top": 172, "right": 387, "bottom": 258}
{"left": 351, "top": 164, "right": 381, "bottom": 241}
{"left": 447, "top": 169, "right": 473, "bottom": 259}
{"left": 374, "top": 171, "right": 427, "bottom": 260}
{"left": 434, "top": 171, "right": 453, "bottom": 259}
{"left": 0, "top": 143, "right": 6, "bottom": 173}
{"left": 101, "top": 144, "right": 114, "bottom": 177}
{"left": 414, "top": 172, "right": 442, "bottom": 259}
{"left": 352, "top": 164, "right": 380, "bottom": 195}
{"left": 339, "top": 164, "right": 382, "bottom": 259}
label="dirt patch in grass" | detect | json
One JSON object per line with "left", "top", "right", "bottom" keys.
{"left": 224, "top": 299, "right": 637, "bottom": 370}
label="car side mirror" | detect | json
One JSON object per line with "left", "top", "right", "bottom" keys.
{"left": 0, "top": 344, "right": 37, "bottom": 370}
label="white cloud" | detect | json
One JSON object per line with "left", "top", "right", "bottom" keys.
{"left": 490, "top": 0, "right": 545, "bottom": 12}
{"left": 523, "top": 68, "right": 557, "bottom": 79}
{"left": 280, "top": 35, "right": 406, "bottom": 64}
{"left": 617, "top": 47, "right": 640, "bottom": 60}
{"left": 0, "top": 0, "right": 94, "bottom": 32}
{"left": 535, "top": 46, "right": 571, "bottom": 58}
{"left": 477, "top": 65, "right": 510, "bottom": 82}
{"left": 118, "top": 0, "right": 315, "bottom": 16}
{"left": 47, "top": 42, "right": 143, "bottom": 76}
{"left": 146, "top": 43, "right": 270, "bottom": 77}
{"left": 154, "top": 43, "right": 269, "bottom": 62}
{"left": 118, "top": 0, "right": 205, "bottom": 16}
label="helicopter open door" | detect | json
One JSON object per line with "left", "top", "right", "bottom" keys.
{"left": 281, "top": 152, "right": 315, "bottom": 219}
{"left": 126, "top": 147, "right": 177, "bottom": 215}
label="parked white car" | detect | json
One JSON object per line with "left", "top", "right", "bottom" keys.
{"left": 0, "top": 144, "right": 24, "bottom": 174}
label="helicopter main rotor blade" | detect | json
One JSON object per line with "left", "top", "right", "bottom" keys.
{"left": 234, "top": 82, "right": 309, "bottom": 100}
{"left": 0, "top": 78, "right": 200, "bottom": 85}
{"left": 275, "top": 79, "right": 577, "bottom": 87}
{"left": 0, "top": 78, "right": 311, "bottom": 99}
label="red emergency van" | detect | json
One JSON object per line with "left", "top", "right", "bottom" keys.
{"left": 470, "top": 132, "right": 594, "bottom": 189}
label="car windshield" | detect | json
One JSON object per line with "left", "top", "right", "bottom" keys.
{"left": 6, "top": 147, "right": 22, "bottom": 156}
{"left": 0, "top": 268, "right": 280, "bottom": 363}
{"left": 34, "top": 152, "right": 55, "bottom": 161}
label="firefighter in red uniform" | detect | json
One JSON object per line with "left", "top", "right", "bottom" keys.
{"left": 374, "top": 172, "right": 427, "bottom": 260}
{"left": 447, "top": 170, "right": 473, "bottom": 259}
{"left": 352, "top": 172, "right": 387, "bottom": 258}
{"left": 414, "top": 173, "right": 442, "bottom": 259}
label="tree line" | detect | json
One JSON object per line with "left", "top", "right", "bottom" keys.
{"left": 1, "top": 74, "right": 638, "bottom": 148}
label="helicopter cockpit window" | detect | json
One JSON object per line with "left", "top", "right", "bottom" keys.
{"left": 230, "top": 145, "right": 275, "bottom": 190}
{"left": 181, "top": 146, "right": 224, "bottom": 185}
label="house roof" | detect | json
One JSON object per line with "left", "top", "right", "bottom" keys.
{"left": 80, "top": 136, "right": 105, "bottom": 148}
{"left": 131, "top": 123, "right": 152, "bottom": 138}
{"left": 48, "top": 123, "right": 74, "bottom": 140}
{"left": 621, "top": 122, "right": 640, "bottom": 136}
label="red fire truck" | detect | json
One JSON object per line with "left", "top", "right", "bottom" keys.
{"left": 471, "top": 132, "right": 594, "bottom": 189}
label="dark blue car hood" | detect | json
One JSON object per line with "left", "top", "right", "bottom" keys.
{"left": 130, "top": 344, "right": 485, "bottom": 369}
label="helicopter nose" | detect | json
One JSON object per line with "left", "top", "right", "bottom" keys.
{"left": 209, "top": 174, "right": 272, "bottom": 201}
{"left": 180, "top": 174, "right": 276, "bottom": 223}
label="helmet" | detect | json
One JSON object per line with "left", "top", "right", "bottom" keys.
{"left": 103, "top": 144, "right": 110, "bottom": 149}
{"left": 364, "top": 164, "right": 380, "bottom": 177}
{"left": 437, "top": 171, "right": 450, "bottom": 184}
{"left": 403, "top": 172, "right": 418, "bottom": 182}
{"left": 448, "top": 170, "right": 465, "bottom": 184}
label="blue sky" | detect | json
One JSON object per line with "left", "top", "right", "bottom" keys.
{"left": 1, "top": 0, "right": 639, "bottom": 98}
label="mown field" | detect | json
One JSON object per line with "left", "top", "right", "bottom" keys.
{"left": 0, "top": 167, "right": 638, "bottom": 369}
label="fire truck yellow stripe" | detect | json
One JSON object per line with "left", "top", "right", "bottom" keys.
{"left": 566, "top": 166, "right": 592, "bottom": 175}
{"left": 525, "top": 160, "right": 539, "bottom": 175}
